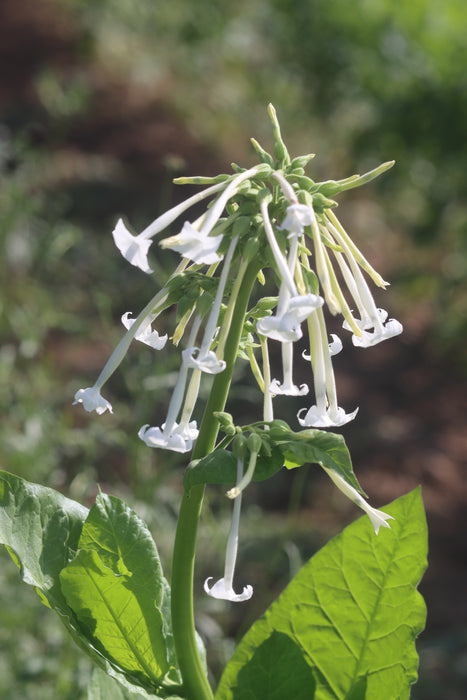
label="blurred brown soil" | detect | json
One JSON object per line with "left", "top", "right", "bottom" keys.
{"left": 2, "top": 0, "right": 466, "bottom": 652}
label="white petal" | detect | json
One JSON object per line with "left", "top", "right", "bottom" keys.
{"left": 328, "top": 334, "right": 343, "bottom": 356}
{"left": 182, "top": 347, "right": 226, "bottom": 374}
{"left": 112, "top": 219, "right": 153, "bottom": 273}
{"left": 256, "top": 315, "right": 303, "bottom": 342}
{"left": 269, "top": 379, "right": 309, "bottom": 396}
{"left": 204, "top": 577, "right": 253, "bottom": 603}
{"left": 297, "top": 405, "right": 358, "bottom": 428}
{"left": 161, "top": 221, "right": 223, "bottom": 265}
{"left": 172, "top": 420, "right": 199, "bottom": 442}
{"left": 138, "top": 424, "right": 192, "bottom": 453}
{"left": 366, "top": 506, "right": 394, "bottom": 535}
{"left": 121, "top": 312, "right": 168, "bottom": 350}
{"left": 73, "top": 386, "right": 113, "bottom": 415}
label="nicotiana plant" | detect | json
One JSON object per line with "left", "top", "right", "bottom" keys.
{"left": 0, "top": 106, "right": 427, "bottom": 700}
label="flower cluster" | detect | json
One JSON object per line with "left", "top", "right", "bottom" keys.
{"left": 73, "top": 105, "right": 400, "bottom": 601}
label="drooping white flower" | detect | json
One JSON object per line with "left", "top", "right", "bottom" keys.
{"left": 323, "top": 469, "right": 394, "bottom": 535}
{"left": 112, "top": 181, "right": 229, "bottom": 272}
{"left": 299, "top": 306, "right": 358, "bottom": 428}
{"left": 327, "top": 218, "right": 403, "bottom": 347}
{"left": 73, "top": 386, "right": 113, "bottom": 415}
{"left": 257, "top": 294, "right": 323, "bottom": 343}
{"left": 205, "top": 457, "right": 253, "bottom": 603}
{"left": 121, "top": 312, "right": 168, "bottom": 350}
{"left": 270, "top": 342, "right": 308, "bottom": 396}
{"left": 138, "top": 316, "right": 202, "bottom": 453}
{"left": 112, "top": 219, "right": 153, "bottom": 273}
{"left": 138, "top": 423, "right": 194, "bottom": 453}
{"left": 160, "top": 222, "right": 223, "bottom": 265}
{"left": 279, "top": 203, "right": 314, "bottom": 236}
{"left": 204, "top": 576, "right": 253, "bottom": 603}
{"left": 182, "top": 346, "right": 226, "bottom": 374}
{"left": 181, "top": 236, "right": 238, "bottom": 373}
{"left": 297, "top": 404, "right": 358, "bottom": 428}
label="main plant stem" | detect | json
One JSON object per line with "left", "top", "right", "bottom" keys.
{"left": 171, "top": 259, "right": 260, "bottom": 700}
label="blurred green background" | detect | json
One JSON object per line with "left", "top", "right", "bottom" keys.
{"left": 1, "top": 0, "right": 466, "bottom": 697}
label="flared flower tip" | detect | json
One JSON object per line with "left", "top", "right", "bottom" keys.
{"left": 138, "top": 424, "right": 193, "bottom": 453}
{"left": 112, "top": 218, "right": 153, "bottom": 273}
{"left": 269, "top": 379, "right": 309, "bottom": 396}
{"left": 161, "top": 221, "right": 223, "bottom": 265}
{"left": 73, "top": 387, "right": 113, "bottom": 415}
{"left": 182, "top": 347, "right": 226, "bottom": 374}
{"left": 297, "top": 405, "right": 358, "bottom": 428}
{"left": 204, "top": 577, "right": 253, "bottom": 603}
{"left": 367, "top": 507, "right": 394, "bottom": 535}
{"left": 121, "top": 313, "right": 168, "bottom": 350}
{"left": 352, "top": 319, "right": 403, "bottom": 348}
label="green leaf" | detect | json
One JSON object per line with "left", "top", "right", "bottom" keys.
{"left": 184, "top": 447, "right": 284, "bottom": 490}
{"left": 216, "top": 489, "right": 427, "bottom": 700}
{"left": 79, "top": 491, "right": 165, "bottom": 608}
{"left": 88, "top": 666, "right": 152, "bottom": 699}
{"left": 0, "top": 470, "right": 87, "bottom": 611}
{"left": 267, "top": 423, "right": 365, "bottom": 495}
{"left": 222, "top": 630, "right": 316, "bottom": 700}
{"left": 61, "top": 548, "right": 169, "bottom": 688}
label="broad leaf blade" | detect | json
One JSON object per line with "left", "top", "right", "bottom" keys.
{"left": 79, "top": 492, "right": 165, "bottom": 607}
{"left": 60, "top": 549, "right": 169, "bottom": 688}
{"left": 0, "top": 470, "right": 87, "bottom": 611}
{"left": 229, "top": 631, "right": 316, "bottom": 700}
{"left": 216, "top": 489, "right": 427, "bottom": 700}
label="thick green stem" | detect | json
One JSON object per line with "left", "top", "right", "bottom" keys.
{"left": 171, "top": 259, "right": 260, "bottom": 700}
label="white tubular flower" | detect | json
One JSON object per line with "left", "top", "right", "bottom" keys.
{"left": 205, "top": 458, "right": 253, "bottom": 603}
{"left": 279, "top": 203, "right": 314, "bottom": 236}
{"left": 161, "top": 166, "right": 258, "bottom": 265}
{"left": 138, "top": 424, "right": 194, "bottom": 453}
{"left": 112, "top": 219, "right": 153, "bottom": 273}
{"left": 324, "top": 469, "right": 394, "bottom": 535}
{"left": 257, "top": 293, "right": 323, "bottom": 343}
{"left": 121, "top": 312, "right": 168, "bottom": 350}
{"left": 160, "top": 221, "right": 223, "bottom": 265}
{"left": 112, "top": 181, "right": 228, "bottom": 272}
{"left": 298, "top": 307, "right": 358, "bottom": 428}
{"left": 73, "top": 386, "right": 113, "bottom": 415}
{"left": 139, "top": 316, "right": 202, "bottom": 453}
{"left": 327, "top": 219, "right": 403, "bottom": 347}
{"left": 183, "top": 236, "right": 238, "bottom": 374}
{"left": 270, "top": 342, "right": 308, "bottom": 396}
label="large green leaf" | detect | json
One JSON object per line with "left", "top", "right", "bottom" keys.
{"left": 78, "top": 492, "right": 165, "bottom": 608}
{"left": 60, "top": 492, "right": 180, "bottom": 690}
{"left": 228, "top": 630, "right": 316, "bottom": 700}
{"left": 215, "top": 489, "right": 427, "bottom": 700}
{"left": 61, "top": 549, "right": 169, "bottom": 687}
{"left": 0, "top": 470, "right": 87, "bottom": 611}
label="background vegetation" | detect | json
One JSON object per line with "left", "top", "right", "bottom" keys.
{"left": 1, "top": 0, "right": 466, "bottom": 697}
